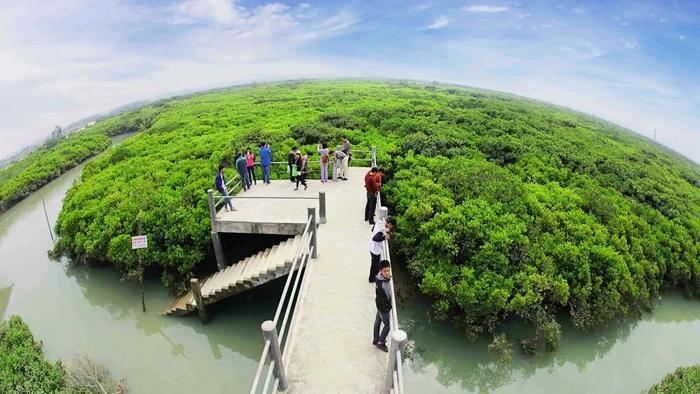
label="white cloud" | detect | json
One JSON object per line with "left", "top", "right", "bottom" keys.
{"left": 462, "top": 5, "right": 510, "bottom": 13}
{"left": 170, "top": 0, "right": 240, "bottom": 24}
{"left": 424, "top": 16, "right": 449, "bottom": 30}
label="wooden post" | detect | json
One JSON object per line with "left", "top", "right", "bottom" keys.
{"left": 42, "top": 199, "right": 55, "bottom": 246}
{"left": 137, "top": 212, "right": 146, "bottom": 312}
{"left": 207, "top": 189, "right": 217, "bottom": 228}
{"left": 191, "top": 278, "right": 209, "bottom": 324}
{"left": 262, "top": 320, "right": 288, "bottom": 390}
{"left": 318, "top": 192, "right": 327, "bottom": 224}
{"left": 308, "top": 207, "right": 317, "bottom": 258}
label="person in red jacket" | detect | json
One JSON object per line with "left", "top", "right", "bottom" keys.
{"left": 364, "top": 167, "right": 379, "bottom": 224}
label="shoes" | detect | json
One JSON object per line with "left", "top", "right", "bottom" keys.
{"left": 375, "top": 343, "right": 388, "bottom": 352}
{"left": 294, "top": 187, "right": 298, "bottom": 191}
{"left": 231, "top": 207, "right": 238, "bottom": 211}
{"left": 372, "top": 340, "right": 379, "bottom": 345}
{"left": 304, "top": 185, "right": 308, "bottom": 190}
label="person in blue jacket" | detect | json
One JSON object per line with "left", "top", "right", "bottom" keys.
{"left": 259, "top": 141, "right": 272, "bottom": 184}
{"left": 235, "top": 152, "right": 250, "bottom": 191}
{"left": 215, "top": 164, "right": 236, "bottom": 212}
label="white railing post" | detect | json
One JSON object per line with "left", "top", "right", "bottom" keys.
{"left": 318, "top": 192, "right": 327, "bottom": 224}
{"left": 379, "top": 206, "right": 388, "bottom": 221}
{"left": 308, "top": 207, "right": 318, "bottom": 258}
{"left": 262, "top": 320, "right": 288, "bottom": 391}
{"left": 386, "top": 329, "right": 407, "bottom": 393}
{"left": 371, "top": 146, "right": 377, "bottom": 168}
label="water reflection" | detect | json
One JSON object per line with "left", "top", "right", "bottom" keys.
{"left": 401, "top": 292, "right": 700, "bottom": 393}
{"left": 65, "top": 262, "right": 278, "bottom": 362}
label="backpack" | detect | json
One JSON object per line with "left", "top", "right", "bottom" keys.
{"left": 375, "top": 280, "right": 392, "bottom": 312}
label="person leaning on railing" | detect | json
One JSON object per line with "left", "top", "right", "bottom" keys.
{"left": 373, "top": 259, "right": 393, "bottom": 353}
{"left": 368, "top": 216, "right": 396, "bottom": 283}
{"left": 214, "top": 164, "right": 236, "bottom": 212}
{"left": 364, "top": 167, "right": 379, "bottom": 225}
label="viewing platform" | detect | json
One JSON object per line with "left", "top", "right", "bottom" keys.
{"left": 165, "top": 148, "right": 407, "bottom": 393}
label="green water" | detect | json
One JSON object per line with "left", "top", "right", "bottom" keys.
{"left": 1, "top": 134, "right": 700, "bottom": 393}
{"left": 400, "top": 290, "right": 700, "bottom": 393}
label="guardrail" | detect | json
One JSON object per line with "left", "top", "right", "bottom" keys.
{"left": 371, "top": 148, "right": 407, "bottom": 394}
{"left": 250, "top": 208, "right": 318, "bottom": 394}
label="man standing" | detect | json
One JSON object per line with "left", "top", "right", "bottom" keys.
{"left": 339, "top": 136, "right": 351, "bottom": 180}
{"left": 235, "top": 152, "right": 250, "bottom": 191}
{"left": 288, "top": 147, "right": 297, "bottom": 183}
{"left": 364, "top": 167, "right": 379, "bottom": 224}
{"left": 373, "top": 260, "right": 393, "bottom": 352}
{"left": 214, "top": 164, "right": 236, "bottom": 212}
{"left": 369, "top": 216, "right": 396, "bottom": 282}
{"left": 259, "top": 142, "right": 272, "bottom": 184}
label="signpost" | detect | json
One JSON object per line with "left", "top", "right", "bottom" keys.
{"left": 131, "top": 235, "right": 148, "bottom": 249}
{"left": 132, "top": 234, "right": 147, "bottom": 312}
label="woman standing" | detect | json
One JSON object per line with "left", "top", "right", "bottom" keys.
{"left": 318, "top": 142, "right": 329, "bottom": 183}
{"left": 245, "top": 147, "right": 257, "bottom": 186}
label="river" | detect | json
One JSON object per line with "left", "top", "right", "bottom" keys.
{"left": 1, "top": 134, "right": 699, "bottom": 393}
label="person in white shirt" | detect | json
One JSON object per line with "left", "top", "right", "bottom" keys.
{"left": 368, "top": 217, "right": 396, "bottom": 282}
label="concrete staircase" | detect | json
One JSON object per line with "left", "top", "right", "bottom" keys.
{"left": 163, "top": 234, "right": 307, "bottom": 316}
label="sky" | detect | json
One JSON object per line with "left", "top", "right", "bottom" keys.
{"left": 1, "top": 0, "right": 699, "bottom": 162}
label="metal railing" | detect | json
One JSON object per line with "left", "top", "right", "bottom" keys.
{"left": 373, "top": 149, "right": 407, "bottom": 394}
{"left": 250, "top": 208, "right": 318, "bottom": 394}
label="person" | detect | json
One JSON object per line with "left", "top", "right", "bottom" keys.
{"left": 332, "top": 149, "right": 347, "bottom": 181}
{"left": 259, "top": 142, "right": 272, "bottom": 185}
{"left": 214, "top": 164, "right": 236, "bottom": 212}
{"left": 339, "top": 136, "right": 351, "bottom": 180}
{"left": 235, "top": 152, "right": 250, "bottom": 191}
{"left": 369, "top": 216, "right": 396, "bottom": 282}
{"left": 295, "top": 151, "right": 310, "bottom": 191}
{"left": 288, "top": 147, "right": 297, "bottom": 183}
{"left": 318, "top": 142, "right": 330, "bottom": 183}
{"left": 374, "top": 168, "right": 384, "bottom": 191}
{"left": 373, "top": 259, "right": 392, "bottom": 352}
{"left": 364, "top": 167, "right": 379, "bottom": 224}
{"left": 245, "top": 147, "right": 257, "bottom": 186}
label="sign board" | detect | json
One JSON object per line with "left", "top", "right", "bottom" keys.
{"left": 131, "top": 235, "right": 148, "bottom": 250}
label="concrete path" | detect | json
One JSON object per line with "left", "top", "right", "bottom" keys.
{"left": 285, "top": 166, "right": 388, "bottom": 393}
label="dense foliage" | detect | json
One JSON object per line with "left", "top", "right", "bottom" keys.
{"left": 0, "top": 315, "right": 64, "bottom": 393}
{"left": 646, "top": 365, "right": 700, "bottom": 393}
{"left": 51, "top": 81, "right": 700, "bottom": 350}
{"left": 0, "top": 109, "right": 159, "bottom": 213}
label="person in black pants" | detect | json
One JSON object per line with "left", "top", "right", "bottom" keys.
{"left": 364, "top": 168, "right": 378, "bottom": 224}
{"left": 295, "top": 151, "right": 311, "bottom": 191}
{"left": 288, "top": 147, "right": 297, "bottom": 183}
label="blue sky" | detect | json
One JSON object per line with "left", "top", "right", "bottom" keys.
{"left": 1, "top": 0, "right": 699, "bottom": 162}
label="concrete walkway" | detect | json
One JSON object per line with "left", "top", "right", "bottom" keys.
{"left": 285, "top": 167, "right": 388, "bottom": 393}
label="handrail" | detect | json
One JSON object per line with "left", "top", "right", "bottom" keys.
{"left": 250, "top": 209, "right": 318, "bottom": 394}
{"left": 374, "top": 145, "right": 407, "bottom": 393}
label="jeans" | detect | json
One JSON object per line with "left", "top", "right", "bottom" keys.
{"left": 247, "top": 166, "right": 257, "bottom": 184}
{"left": 320, "top": 162, "right": 328, "bottom": 182}
{"left": 288, "top": 163, "right": 295, "bottom": 182}
{"left": 238, "top": 170, "right": 249, "bottom": 191}
{"left": 262, "top": 164, "right": 271, "bottom": 183}
{"left": 365, "top": 192, "right": 377, "bottom": 223}
{"left": 218, "top": 189, "right": 234, "bottom": 210}
{"left": 369, "top": 252, "right": 381, "bottom": 282}
{"left": 373, "top": 310, "right": 391, "bottom": 344}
